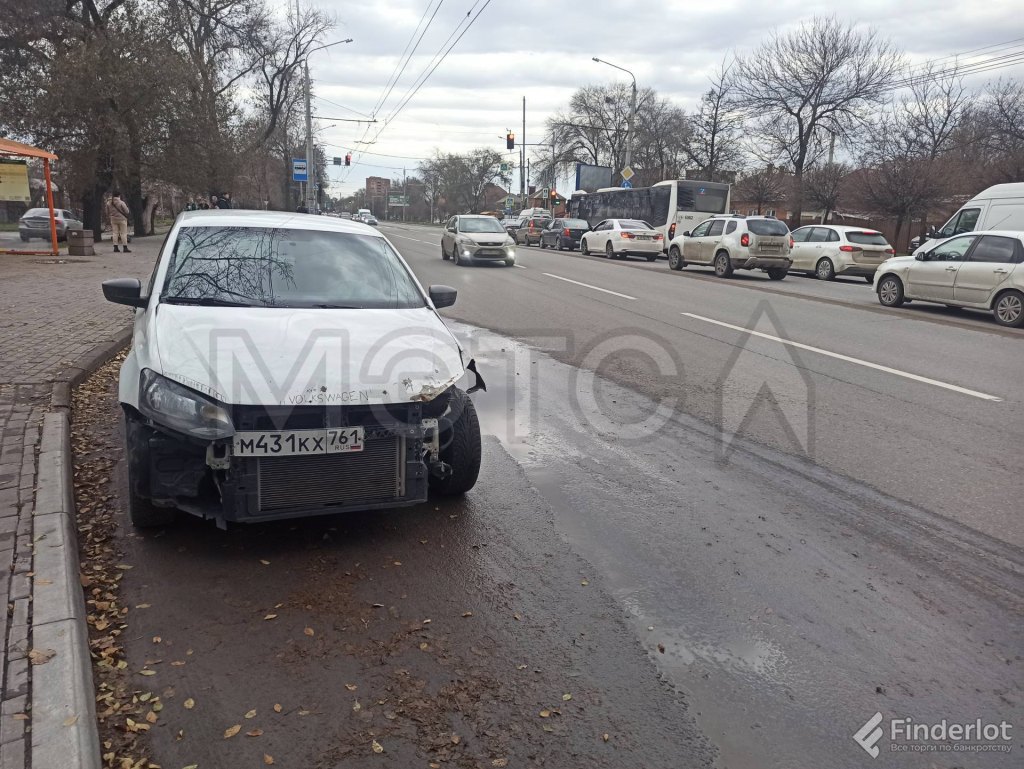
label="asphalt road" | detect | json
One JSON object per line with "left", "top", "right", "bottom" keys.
{"left": 74, "top": 220, "right": 1023, "bottom": 769}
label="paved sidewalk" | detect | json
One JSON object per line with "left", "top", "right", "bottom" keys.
{"left": 0, "top": 239, "right": 160, "bottom": 768}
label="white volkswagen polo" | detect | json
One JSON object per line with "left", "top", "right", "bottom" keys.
{"left": 102, "top": 210, "right": 485, "bottom": 528}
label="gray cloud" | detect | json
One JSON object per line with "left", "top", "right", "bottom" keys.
{"left": 304, "top": 0, "right": 1024, "bottom": 194}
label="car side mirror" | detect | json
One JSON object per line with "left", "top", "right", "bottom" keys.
{"left": 102, "top": 278, "right": 146, "bottom": 308}
{"left": 915, "top": 253, "right": 928, "bottom": 261}
{"left": 683, "top": 231, "right": 691, "bottom": 237}
{"left": 429, "top": 285, "right": 457, "bottom": 309}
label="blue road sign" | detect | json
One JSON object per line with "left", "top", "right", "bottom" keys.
{"left": 292, "top": 158, "right": 308, "bottom": 182}
{"left": 621, "top": 179, "right": 633, "bottom": 189}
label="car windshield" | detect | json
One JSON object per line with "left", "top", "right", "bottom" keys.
{"left": 160, "top": 226, "right": 425, "bottom": 309}
{"left": 619, "top": 220, "right": 653, "bottom": 230}
{"left": 23, "top": 208, "right": 51, "bottom": 217}
{"left": 747, "top": 219, "right": 790, "bottom": 236}
{"left": 460, "top": 218, "right": 505, "bottom": 233}
{"left": 847, "top": 231, "right": 889, "bottom": 246}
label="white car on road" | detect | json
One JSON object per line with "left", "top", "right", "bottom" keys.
{"left": 667, "top": 215, "right": 792, "bottom": 279}
{"left": 580, "top": 218, "right": 663, "bottom": 261}
{"left": 874, "top": 230, "right": 1024, "bottom": 328}
{"left": 789, "top": 225, "right": 895, "bottom": 282}
{"left": 102, "top": 210, "right": 486, "bottom": 527}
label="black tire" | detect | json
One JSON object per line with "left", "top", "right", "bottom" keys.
{"left": 714, "top": 251, "right": 733, "bottom": 277}
{"left": 766, "top": 268, "right": 787, "bottom": 281}
{"left": 581, "top": 239, "right": 589, "bottom": 255}
{"left": 442, "top": 242, "right": 450, "bottom": 260}
{"left": 504, "top": 259, "right": 515, "bottom": 267}
{"left": 514, "top": 233, "right": 520, "bottom": 245}
{"left": 993, "top": 290, "right": 1024, "bottom": 328}
{"left": 877, "top": 274, "right": 905, "bottom": 307}
{"left": 19, "top": 233, "right": 29, "bottom": 242}
{"left": 605, "top": 242, "right": 615, "bottom": 259}
{"left": 430, "top": 389, "right": 481, "bottom": 496}
{"left": 124, "top": 417, "right": 175, "bottom": 528}
{"left": 668, "top": 245, "right": 685, "bottom": 270}
{"left": 815, "top": 258, "right": 836, "bottom": 281}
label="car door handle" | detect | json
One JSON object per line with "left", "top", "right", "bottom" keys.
{"left": 993, "top": 269, "right": 1009, "bottom": 274}
{"left": 945, "top": 266, "right": 959, "bottom": 271}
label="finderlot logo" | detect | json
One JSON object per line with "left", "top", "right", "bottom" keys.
{"left": 854, "top": 712, "right": 885, "bottom": 757}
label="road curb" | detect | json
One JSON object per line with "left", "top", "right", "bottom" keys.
{"left": 51, "top": 327, "right": 132, "bottom": 410}
{"left": 30, "top": 327, "right": 130, "bottom": 769}
{"left": 30, "top": 412, "right": 101, "bottom": 769}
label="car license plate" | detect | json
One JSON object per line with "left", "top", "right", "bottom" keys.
{"left": 637, "top": 235, "right": 651, "bottom": 240}
{"left": 233, "top": 427, "right": 364, "bottom": 457}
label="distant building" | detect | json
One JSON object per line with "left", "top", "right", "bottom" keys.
{"left": 365, "top": 176, "right": 391, "bottom": 217}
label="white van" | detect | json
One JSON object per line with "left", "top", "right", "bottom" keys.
{"left": 916, "top": 183, "right": 1024, "bottom": 254}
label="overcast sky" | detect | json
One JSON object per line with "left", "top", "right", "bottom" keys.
{"left": 301, "top": 0, "right": 1024, "bottom": 197}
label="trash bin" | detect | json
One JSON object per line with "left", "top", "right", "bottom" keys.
{"left": 67, "top": 229, "right": 95, "bottom": 256}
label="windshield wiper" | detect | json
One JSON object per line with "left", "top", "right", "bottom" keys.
{"left": 306, "top": 303, "right": 360, "bottom": 309}
{"left": 161, "top": 296, "right": 256, "bottom": 307}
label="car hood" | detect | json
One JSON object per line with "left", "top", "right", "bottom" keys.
{"left": 460, "top": 232, "right": 512, "bottom": 245}
{"left": 147, "top": 305, "right": 464, "bottom": 406}
{"left": 883, "top": 255, "right": 917, "bottom": 268}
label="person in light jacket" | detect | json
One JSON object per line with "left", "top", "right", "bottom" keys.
{"left": 106, "top": 192, "right": 131, "bottom": 253}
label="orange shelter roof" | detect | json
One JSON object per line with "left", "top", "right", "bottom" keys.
{"left": 0, "top": 138, "right": 58, "bottom": 161}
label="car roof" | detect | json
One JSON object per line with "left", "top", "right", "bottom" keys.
{"left": 955, "top": 229, "right": 1024, "bottom": 240}
{"left": 797, "top": 224, "right": 883, "bottom": 233}
{"left": 458, "top": 214, "right": 498, "bottom": 218}
{"left": 176, "top": 209, "right": 383, "bottom": 235}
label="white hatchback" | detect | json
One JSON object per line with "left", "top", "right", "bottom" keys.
{"left": 873, "top": 230, "right": 1024, "bottom": 328}
{"left": 790, "top": 225, "right": 895, "bottom": 282}
{"left": 102, "top": 210, "right": 486, "bottom": 528}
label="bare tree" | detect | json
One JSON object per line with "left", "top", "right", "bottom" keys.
{"left": 804, "top": 162, "right": 850, "bottom": 222}
{"left": 685, "top": 61, "right": 743, "bottom": 182}
{"left": 734, "top": 166, "right": 788, "bottom": 215}
{"left": 734, "top": 16, "right": 902, "bottom": 226}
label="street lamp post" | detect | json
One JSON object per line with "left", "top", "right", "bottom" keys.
{"left": 592, "top": 57, "right": 637, "bottom": 181}
{"left": 303, "top": 38, "right": 353, "bottom": 212}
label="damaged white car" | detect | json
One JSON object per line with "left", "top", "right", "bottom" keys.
{"left": 102, "top": 210, "right": 485, "bottom": 528}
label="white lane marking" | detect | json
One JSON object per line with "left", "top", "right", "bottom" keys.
{"left": 387, "top": 232, "right": 438, "bottom": 246}
{"left": 542, "top": 273, "right": 636, "bottom": 300}
{"left": 682, "top": 312, "right": 1003, "bottom": 402}
{"left": 514, "top": 264, "right": 527, "bottom": 269}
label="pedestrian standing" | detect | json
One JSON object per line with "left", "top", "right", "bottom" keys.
{"left": 106, "top": 192, "right": 131, "bottom": 253}
{"left": 218, "top": 193, "right": 232, "bottom": 209}
{"left": 210, "top": 195, "right": 219, "bottom": 209}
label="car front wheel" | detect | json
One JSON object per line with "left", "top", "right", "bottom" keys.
{"left": 993, "top": 290, "right": 1024, "bottom": 328}
{"left": 125, "top": 417, "right": 175, "bottom": 528}
{"left": 816, "top": 258, "right": 836, "bottom": 281}
{"left": 877, "top": 275, "right": 905, "bottom": 307}
{"left": 430, "top": 388, "right": 481, "bottom": 496}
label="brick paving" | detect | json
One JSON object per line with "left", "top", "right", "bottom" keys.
{"left": 0, "top": 240, "right": 160, "bottom": 768}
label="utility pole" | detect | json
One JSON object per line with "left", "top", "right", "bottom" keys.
{"left": 304, "top": 60, "right": 314, "bottom": 212}
{"left": 521, "top": 96, "right": 526, "bottom": 208}
{"left": 403, "top": 167, "right": 407, "bottom": 223}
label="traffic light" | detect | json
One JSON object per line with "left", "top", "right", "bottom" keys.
{"left": 506, "top": 132, "right": 515, "bottom": 150}
{"left": 549, "top": 189, "right": 557, "bottom": 205}
{"left": 332, "top": 156, "right": 341, "bottom": 165}
{"left": 344, "top": 153, "right": 352, "bottom": 166}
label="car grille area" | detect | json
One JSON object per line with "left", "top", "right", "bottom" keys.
{"left": 256, "top": 437, "right": 405, "bottom": 512}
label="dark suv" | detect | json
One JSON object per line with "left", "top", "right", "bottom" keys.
{"left": 514, "top": 216, "right": 550, "bottom": 246}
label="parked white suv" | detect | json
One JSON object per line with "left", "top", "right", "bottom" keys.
{"left": 790, "top": 225, "right": 895, "bottom": 282}
{"left": 874, "top": 230, "right": 1024, "bottom": 328}
{"left": 102, "top": 210, "right": 486, "bottom": 528}
{"left": 668, "top": 215, "right": 792, "bottom": 279}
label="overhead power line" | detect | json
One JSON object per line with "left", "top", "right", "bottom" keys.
{"left": 369, "top": 0, "right": 444, "bottom": 118}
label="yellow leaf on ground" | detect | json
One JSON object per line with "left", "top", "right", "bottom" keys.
{"left": 344, "top": 684, "right": 357, "bottom": 691}
{"left": 224, "top": 724, "right": 241, "bottom": 739}
{"left": 63, "top": 715, "right": 79, "bottom": 727}
{"left": 539, "top": 710, "right": 550, "bottom": 718}
{"left": 264, "top": 755, "right": 274, "bottom": 765}
{"left": 264, "top": 614, "right": 277, "bottom": 621}
{"left": 273, "top": 703, "right": 282, "bottom": 713}
{"left": 139, "top": 670, "right": 156, "bottom": 676}
{"left": 371, "top": 739, "right": 384, "bottom": 754}
{"left": 492, "top": 760, "right": 509, "bottom": 768}
{"left": 245, "top": 709, "right": 256, "bottom": 719}
{"left": 562, "top": 693, "right": 573, "bottom": 701}
{"left": 462, "top": 611, "right": 473, "bottom": 617}
{"left": 304, "top": 627, "right": 314, "bottom": 637}
{"left": 260, "top": 560, "right": 270, "bottom": 565}
{"left": 183, "top": 698, "right": 195, "bottom": 710}
{"left": 602, "top": 733, "right": 610, "bottom": 742}
{"left": 145, "top": 711, "right": 158, "bottom": 724}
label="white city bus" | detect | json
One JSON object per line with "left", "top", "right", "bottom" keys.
{"left": 569, "top": 179, "right": 731, "bottom": 252}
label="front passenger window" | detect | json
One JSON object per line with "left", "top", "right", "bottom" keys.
{"left": 931, "top": 235, "right": 977, "bottom": 261}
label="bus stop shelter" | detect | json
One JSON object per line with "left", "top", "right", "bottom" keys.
{"left": 0, "top": 138, "right": 59, "bottom": 256}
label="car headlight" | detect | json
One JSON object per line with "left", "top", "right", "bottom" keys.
{"left": 139, "top": 369, "right": 233, "bottom": 439}
{"left": 505, "top": 245, "right": 516, "bottom": 255}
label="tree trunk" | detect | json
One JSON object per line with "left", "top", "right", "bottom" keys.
{"left": 789, "top": 172, "right": 804, "bottom": 229}
{"left": 894, "top": 214, "right": 905, "bottom": 253}
{"left": 82, "top": 154, "right": 114, "bottom": 241}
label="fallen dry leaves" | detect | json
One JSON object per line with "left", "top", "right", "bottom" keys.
{"left": 224, "top": 724, "right": 242, "bottom": 739}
